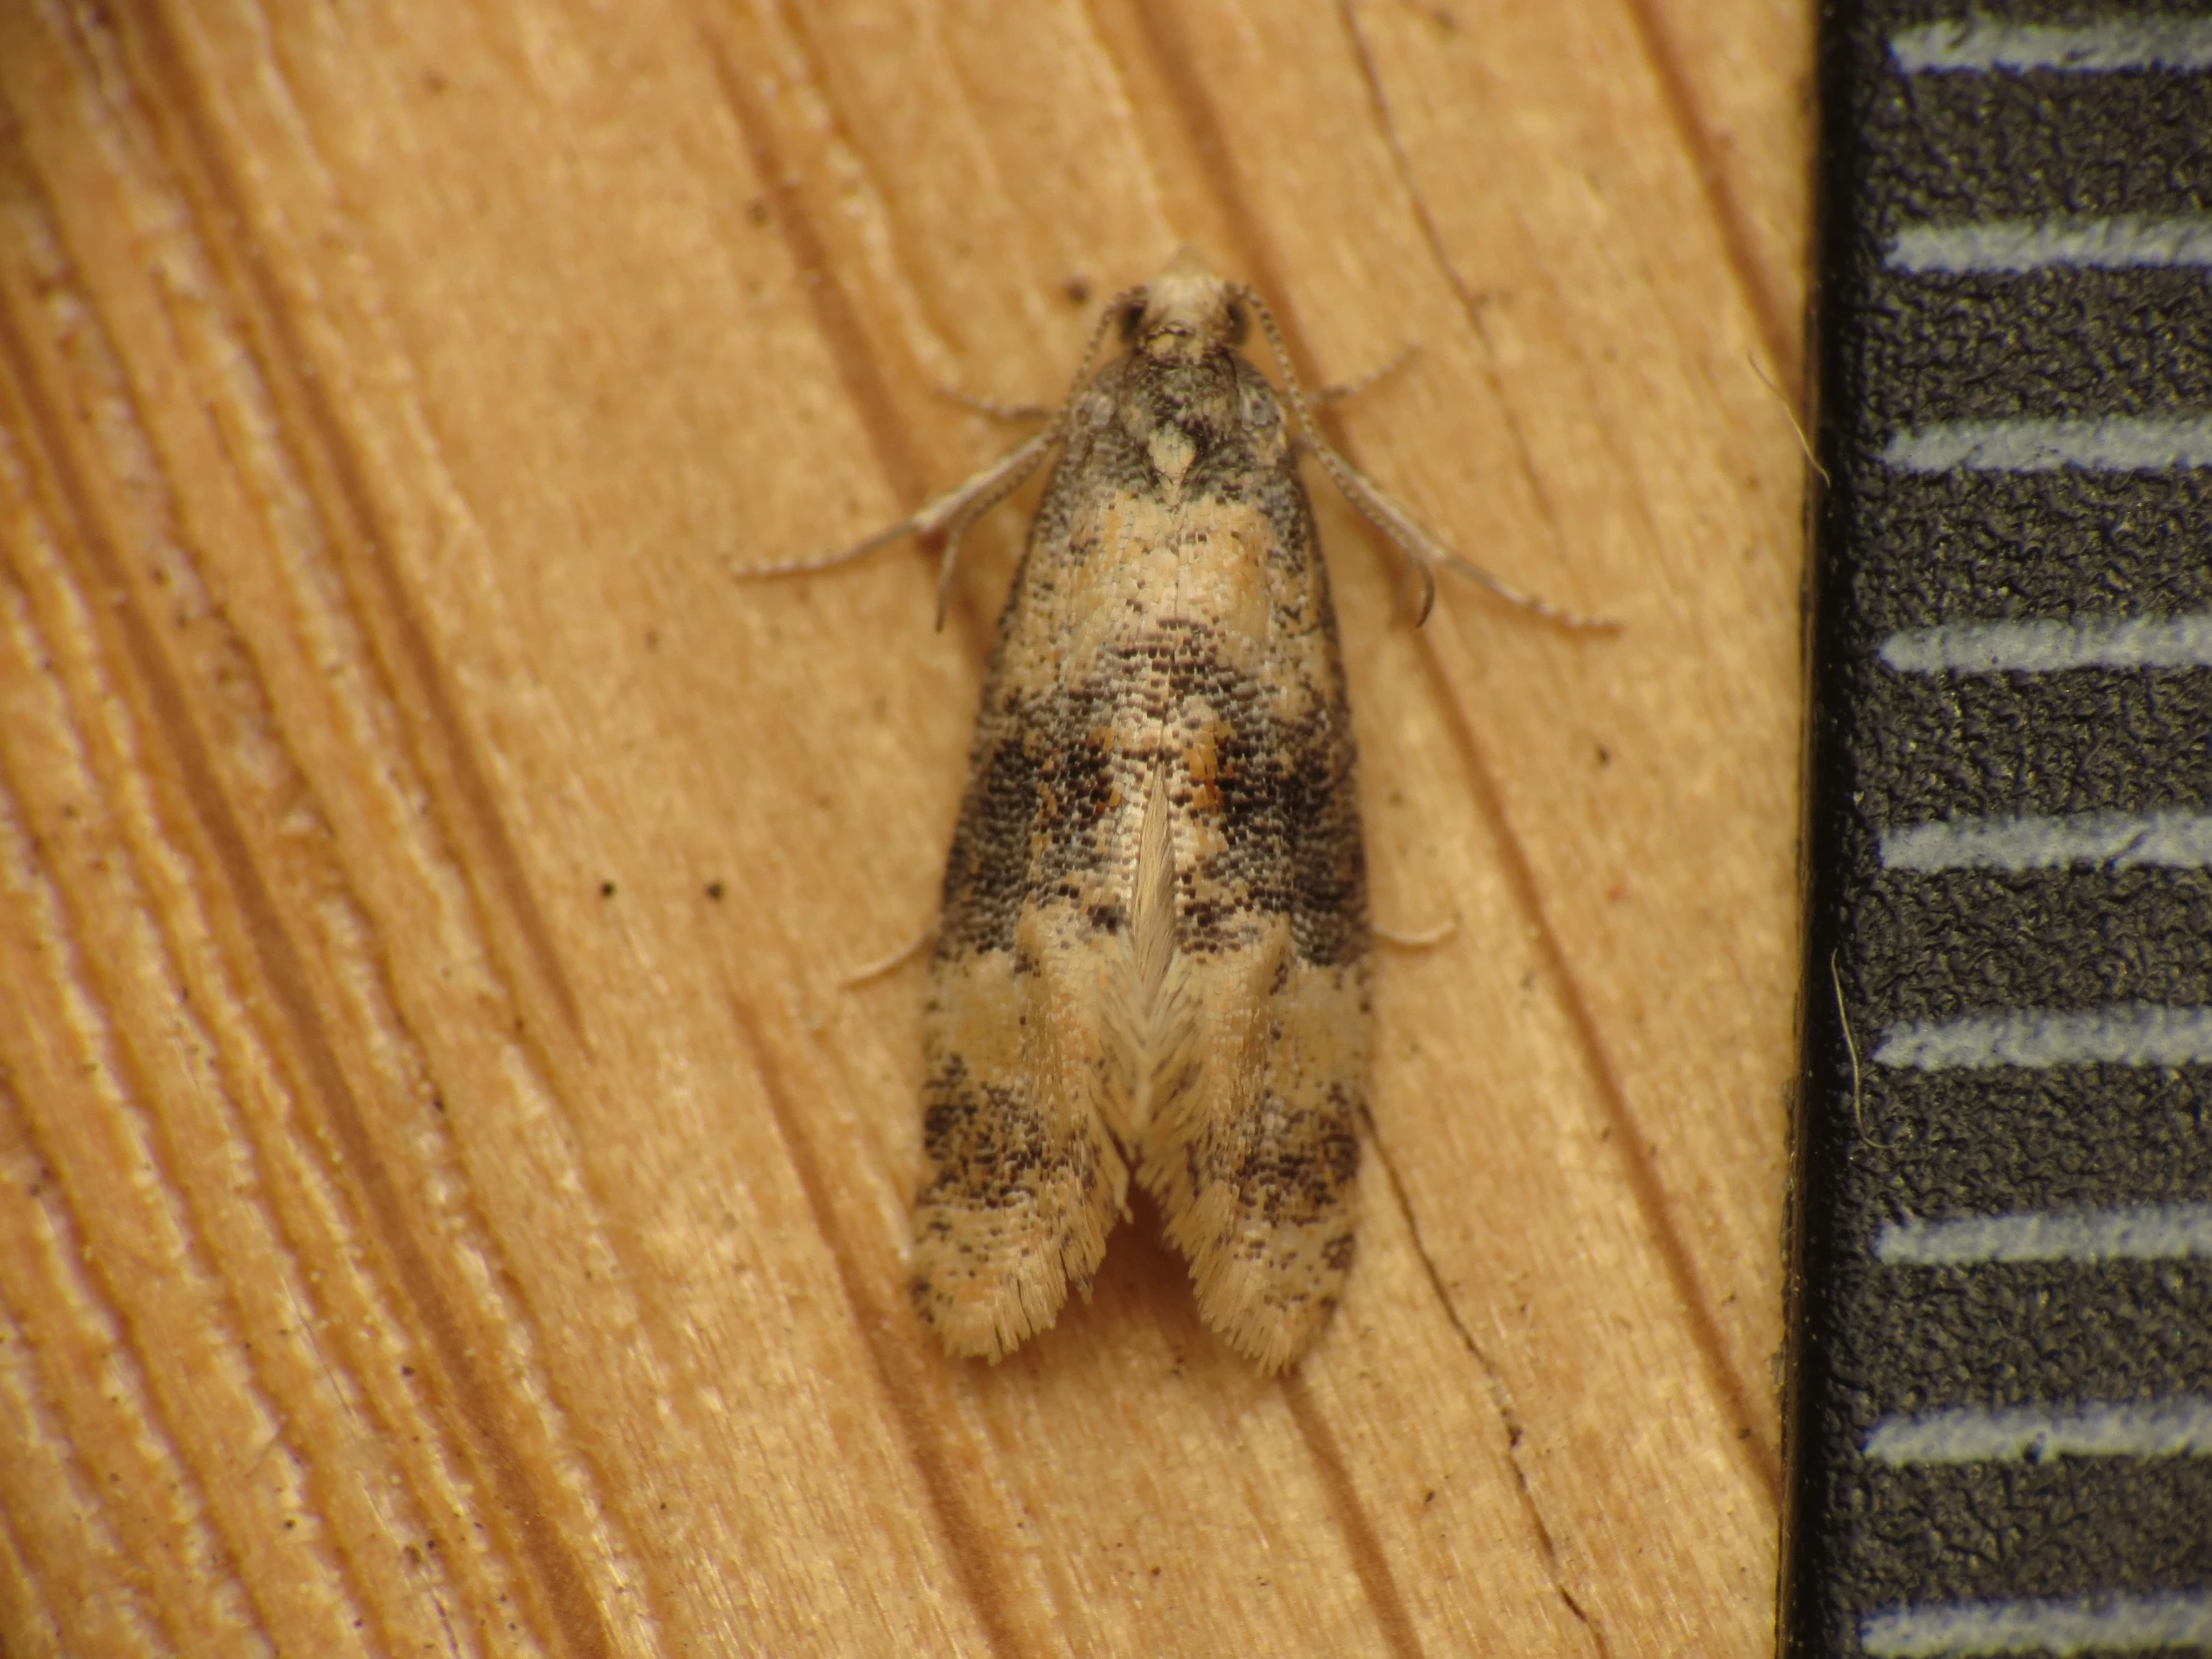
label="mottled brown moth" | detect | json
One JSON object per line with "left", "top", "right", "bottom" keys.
{"left": 765, "top": 253, "right": 1590, "bottom": 1373}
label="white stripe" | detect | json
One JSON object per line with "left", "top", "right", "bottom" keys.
{"left": 1864, "top": 1592, "right": 2212, "bottom": 1656}
{"left": 1881, "top": 812, "right": 2212, "bottom": 871}
{"left": 1866, "top": 1398, "right": 2212, "bottom": 1464}
{"left": 1875, "top": 1005, "right": 2212, "bottom": 1070}
{"left": 1876, "top": 1205, "right": 2212, "bottom": 1266}
{"left": 1892, "top": 17, "right": 2212, "bottom": 73}
{"left": 1890, "top": 216, "right": 2212, "bottom": 273}
{"left": 1879, "top": 614, "right": 2212, "bottom": 673}
{"left": 1886, "top": 415, "right": 2212, "bottom": 473}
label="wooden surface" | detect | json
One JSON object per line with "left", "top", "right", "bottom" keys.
{"left": 0, "top": 1, "right": 1812, "bottom": 1654}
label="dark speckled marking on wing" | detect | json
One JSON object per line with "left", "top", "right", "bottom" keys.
{"left": 910, "top": 256, "right": 1371, "bottom": 1371}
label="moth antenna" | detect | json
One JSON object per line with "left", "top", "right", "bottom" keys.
{"left": 741, "top": 422, "right": 1056, "bottom": 619}
{"left": 1316, "top": 343, "right": 1418, "bottom": 406}
{"left": 1231, "top": 282, "right": 1328, "bottom": 460}
{"left": 1235, "top": 282, "right": 1615, "bottom": 633}
{"left": 738, "top": 517, "right": 920, "bottom": 582}
{"left": 1076, "top": 280, "right": 1148, "bottom": 380}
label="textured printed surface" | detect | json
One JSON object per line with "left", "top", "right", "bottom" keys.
{"left": 0, "top": 1, "right": 1808, "bottom": 1654}
{"left": 1791, "top": 4, "right": 2212, "bottom": 1655}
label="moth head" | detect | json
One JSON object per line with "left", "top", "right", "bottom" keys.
{"left": 1125, "top": 249, "right": 1248, "bottom": 360}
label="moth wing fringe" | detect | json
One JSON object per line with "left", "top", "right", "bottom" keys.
{"left": 913, "top": 1180, "right": 1122, "bottom": 1364}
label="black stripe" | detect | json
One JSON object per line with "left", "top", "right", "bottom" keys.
{"left": 1855, "top": 1067, "right": 2212, "bottom": 1216}
{"left": 1852, "top": 1459, "right": 2212, "bottom": 1602}
{"left": 1864, "top": 869, "right": 2212, "bottom": 1019}
{"left": 1853, "top": 672, "right": 2212, "bottom": 824}
{"left": 1864, "top": 270, "right": 2212, "bottom": 427}
{"left": 1865, "top": 71, "right": 2212, "bottom": 223}
{"left": 1842, "top": 472, "right": 2212, "bottom": 634}
{"left": 1841, "top": 1259, "right": 2212, "bottom": 1410}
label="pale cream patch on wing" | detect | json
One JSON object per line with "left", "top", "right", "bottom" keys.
{"left": 1004, "top": 493, "right": 1329, "bottom": 721}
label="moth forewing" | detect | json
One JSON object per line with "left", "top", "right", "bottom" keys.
{"left": 903, "top": 252, "right": 1373, "bottom": 1372}
{"left": 910, "top": 908, "right": 1130, "bottom": 1363}
{"left": 775, "top": 252, "right": 1403, "bottom": 1372}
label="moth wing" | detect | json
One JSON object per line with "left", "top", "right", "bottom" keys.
{"left": 911, "top": 901, "right": 1129, "bottom": 1362}
{"left": 1134, "top": 877, "right": 1368, "bottom": 1376}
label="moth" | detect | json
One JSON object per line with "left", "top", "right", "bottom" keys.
{"left": 766, "top": 253, "right": 1588, "bottom": 1372}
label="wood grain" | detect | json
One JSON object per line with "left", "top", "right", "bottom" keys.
{"left": 0, "top": 0, "right": 1812, "bottom": 1653}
